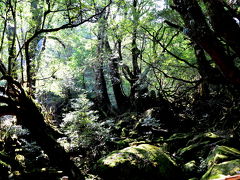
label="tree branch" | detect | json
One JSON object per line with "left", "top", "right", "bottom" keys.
{"left": 164, "top": 20, "right": 183, "bottom": 31}
{"left": 142, "top": 26, "right": 197, "bottom": 69}
{"left": 143, "top": 59, "right": 200, "bottom": 84}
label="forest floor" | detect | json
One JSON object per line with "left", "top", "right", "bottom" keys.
{"left": 1, "top": 90, "right": 240, "bottom": 180}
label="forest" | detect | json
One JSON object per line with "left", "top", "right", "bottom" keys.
{"left": 1, "top": 0, "right": 240, "bottom": 179}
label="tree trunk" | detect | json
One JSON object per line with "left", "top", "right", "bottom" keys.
{"left": 194, "top": 44, "right": 210, "bottom": 98}
{"left": 94, "top": 11, "right": 112, "bottom": 116}
{"left": 95, "top": 62, "right": 112, "bottom": 115}
{"left": 109, "top": 55, "right": 129, "bottom": 112}
{"left": 202, "top": 0, "right": 240, "bottom": 57}
{"left": 25, "top": 0, "right": 44, "bottom": 95}
{"left": 130, "top": 0, "right": 141, "bottom": 99}
{"left": 172, "top": 0, "right": 240, "bottom": 85}
{"left": 105, "top": 35, "right": 129, "bottom": 112}
{"left": 6, "top": 0, "right": 17, "bottom": 78}
{"left": 0, "top": 77, "right": 84, "bottom": 180}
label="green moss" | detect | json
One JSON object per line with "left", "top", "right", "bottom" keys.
{"left": 96, "top": 144, "right": 181, "bottom": 180}
{"left": 187, "top": 132, "right": 220, "bottom": 145}
{"left": 184, "top": 160, "right": 197, "bottom": 172}
{"left": 178, "top": 141, "right": 210, "bottom": 156}
{"left": 115, "top": 138, "right": 136, "bottom": 149}
{"left": 166, "top": 133, "right": 192, "bottom": 141}
{"left": 201, "top": 159, "right": 240, "bottom": 180}
{"left": 0, "top": 160, "right": 9, "bottom": 168}
{"left": 129, "top": 130, "right": 138, "bottom": 138}
{"left": 0, "top": 151, "right": 10, "bottom": 167}
{"left": 15, "top": 154, "right": 25, "bottom": 167}
{"left": 121, "top": 128, "right": 128, "bottom": 137}
{"left": 205, "top": 146, "right": 240, "bottom": 168}
{"left": 204, "top": 132, "right": 219, "bottom": 139}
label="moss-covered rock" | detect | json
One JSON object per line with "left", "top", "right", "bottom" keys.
{"left": 201, "top": 159, "right": 240, "bottom": 180}
{"left": 205, "top": 146, "right": 240, "bottom": 168}
{"left": 178, "top": 141, "right": 210, "bottom": 159}
{"left": 166, "top": 133, "right": 193, "bottom": 152}
{"left": 167, "top": 133, "right": 193, "bottom": 142}
{"left": 176, "top": 132, "right": 225, "bottom": 161}
{"left": 94, "top": 144, "right": 182, "bottom": 180}
{"left": 114, "top": 138, "right": 136, "bottom": 149}
{"left": 183, "top": 160, "right": 198, "bottom": 176}
{"left": 187, "top": 132, "right": 221, "bottom": 145}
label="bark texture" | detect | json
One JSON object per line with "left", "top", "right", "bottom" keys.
{"left": 173, "top": 0, "right": 240, "bottom": 85}
{"left": 0, "top": 76, "right": 84, "bottom": 180}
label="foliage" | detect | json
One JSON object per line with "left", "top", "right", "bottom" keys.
{"left": 58, "top": 93, "right": 112, "bottom": 159}
{"left": 0, "top": 116, "right": 29, "bottom": 141}
{"left": 1, "top": 0, "right": 240, "bottom": 179}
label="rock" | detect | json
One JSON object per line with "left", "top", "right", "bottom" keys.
{"left": 177, "top": 132, "right": 225, "bottom": 161}
{"left": 94, "top": 144, "right": 182, "bottom": 180}
{"left": 178, "top": 140, "right": 210, "bottom": 159}
{"left": 114, "top": 112, "right": 139, "bottom": 137}
{"left": 205, "top": 146, "right": 240, "bottom": 168}
{"left": 183, "top": 160, "right": 198, "bottom": 176}
{"left": 201, "top": 159, "right": 240, "bottom": 180}
{"left": 187, "top": 132, "right": 221, "bottom": 145}
{"left": 200, "top": 146, "right": 240, "bottom": 180}
{"left": 166, "top": 132, "right": 193, "bottom": 152}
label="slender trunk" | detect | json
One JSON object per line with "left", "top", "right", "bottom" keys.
{"left": 194, "top": 44, "right": 210, "bottom": 98}
{"left": 95, "top": 61, "right": 112, "bottom": 115}
{"left": 7, "top": 0, "right": 17, "bottom": 78}
{"left": 130, "top": 0, "right": 141, "bottom": 100}
{"left": 131, "top": 0, "right": 140, "bottom": 78}
{"left": 109, "top": 56, "right": 129, "bottom": 112}
{"left": 94, "top": 13, "right": 112, "bottom": 115}
{"left": 26, "top": 0, "right": 43, "bottom": 95}
{"left": 7, "top": 25, "right": 17, "bottom": 78}
{"left": 105, "top": 37, "right": 129, "bottom": 112}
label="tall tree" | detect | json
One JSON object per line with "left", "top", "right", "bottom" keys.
{"left": 6, "top": 0, "right": 17, "bottom": 78}
{"left": 94, "top": 8, "right": 112, "bottom": 115}
{"left": 172, "top": 0, "right": 240, "bottom": 85}
{"left": 0, "top": 0, "right": 111, "bottom": 178}
{"left": 25, "top": 0, "right": 44, "bottom": 94}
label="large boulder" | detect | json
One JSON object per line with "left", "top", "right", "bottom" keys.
{"left": 201, "top": 146, "right": 240, "bottom": 180}
{"left": 94, "top": 144, "right": 182, "bottom": 180}
{"left": 205, "top": 146, "right": 240, "bottom": 168}
{"left": 201, "top": 159, "right": 240, "bottom": 180}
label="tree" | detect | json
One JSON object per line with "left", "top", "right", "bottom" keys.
{"left": 94, "top": 7, "right": 112, "bottom": 115}
{"left": 171, "top": 0, "right": 240, "bottom": 85}
{"left": 0, "top": 0, "right": 111, "bottom": 179}
{"left": 94, "top": 2, "right": 130, "bottom": 114}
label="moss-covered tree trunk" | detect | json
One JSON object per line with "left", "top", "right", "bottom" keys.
{"left": 0, "top": 76, "right": 84, "bottom": 180}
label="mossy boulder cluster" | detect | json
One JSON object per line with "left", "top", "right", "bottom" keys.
{"left": 201, "top": 146, "right": 240, "bottom": 180}
{"left": 95, "top": 144, "right": 182, "bottom": 180}
{"left": 95, "top": 110, "right": 240, "bottom": 180}
{"left": 167, "top": 132, "right": 240, "bottom": 180}
{"left": 94, "top": 129, "right": 240, "bottom": 180}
